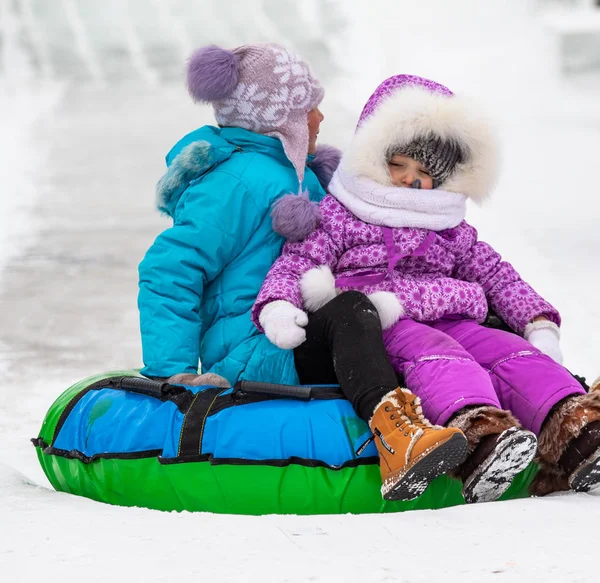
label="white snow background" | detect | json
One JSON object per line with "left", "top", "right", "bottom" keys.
{"left": 1, "top": 1, "right": 599, "bottom": 582}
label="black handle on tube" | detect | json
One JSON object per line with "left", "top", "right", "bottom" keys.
{"left": 233, "top": 381, "right": 313, "bottom": 401}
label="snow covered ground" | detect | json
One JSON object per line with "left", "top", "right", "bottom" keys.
{"left": 2, "top": 459, "right": 600, "bottom": 583}
{"left": 1, "top": 0, "right": 600, "bottom": 581}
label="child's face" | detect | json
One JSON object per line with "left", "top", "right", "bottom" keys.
{"left": 307, "top": 108, "right": 325, "bottom": 154}
{"left": 388, "top": 154, "right": 433, "bottom": 189}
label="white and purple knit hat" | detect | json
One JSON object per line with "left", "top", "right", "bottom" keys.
{"left": 343, "top": 74, "right": 499, "bottom": 201}
{"left": 187, "top": 43, "right": 324, "bottom": 189}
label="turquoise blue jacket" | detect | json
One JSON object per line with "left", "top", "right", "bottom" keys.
{"left": 138, "top": 126, "right": 326, "bottom": 385}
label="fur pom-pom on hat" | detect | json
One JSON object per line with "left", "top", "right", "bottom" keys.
{"left": 271, "top": 192, "right": 322, "bottom": 242}
{"left": 270, "top": 145, "right": 340, "bottom": 242}
{"left": 187, "top": 45, "right": 240, "bottom": 103}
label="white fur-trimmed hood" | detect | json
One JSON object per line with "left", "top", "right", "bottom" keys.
{"left": 342, "top": 86, "right": 499, "bottom": 202}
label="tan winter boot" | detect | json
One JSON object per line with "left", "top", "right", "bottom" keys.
{"left": 369, "top": 388, "right": 468, "bottom": 501}
{"left": 537, "top": 391, "right": 600, "bottom": 493}
{"left": 449, "top": 406, "right": 537, "bottom": 504}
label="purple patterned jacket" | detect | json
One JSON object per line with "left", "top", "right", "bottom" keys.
{"left": 252, "top": 194, "right": 559, "bottom": 334}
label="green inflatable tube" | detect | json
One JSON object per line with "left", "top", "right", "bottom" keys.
{"left": 33, "top": 371, "right": 538, "bottom": 515}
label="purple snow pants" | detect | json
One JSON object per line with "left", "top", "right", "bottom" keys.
{"left": 382, "top": 318, "right": 585, "bottom": 434}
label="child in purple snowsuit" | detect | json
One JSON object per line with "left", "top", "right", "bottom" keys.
{"left": 253, "top": 74, "right": 600, "bottom": 503}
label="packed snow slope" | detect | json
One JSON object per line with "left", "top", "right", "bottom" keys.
{"left": 2, "top": 461, "right": 600, "bottom": 583}
{"left": 1, "top": 0, "right": 599, "bottom": 581}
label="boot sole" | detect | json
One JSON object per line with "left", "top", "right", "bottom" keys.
{"left": 382, "top": 432, "right": 468, "bottom": 502}
{"left": 463, "top": 427, "right": 537, "bottom": 504}
{"left": 569, "top": 448, "right": 600, "bottom": 492}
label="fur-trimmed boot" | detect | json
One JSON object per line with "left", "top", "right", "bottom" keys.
{"left": 536, "top": 391, "right": 600, "bottom": 493}
{"left": 528, "top": 461, "right": 570, "bottom": 497}
{"left": 369, "top": 388, "right": 468, "bottom": 501}
{"left": 448, "top": 406, "right": 537, "bottom": 504}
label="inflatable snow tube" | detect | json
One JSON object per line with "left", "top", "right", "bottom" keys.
{"left": 33, "top": 371, "right": 538, "bottom": 515}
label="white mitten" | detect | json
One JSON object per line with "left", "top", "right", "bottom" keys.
{"left": 259, "top": 300, "right": 308, "bottom": 350}
{"left": 524, "top": 320, "right": 563, "bottom": 364}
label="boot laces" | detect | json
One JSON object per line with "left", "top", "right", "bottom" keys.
{"left": 385, "top": 394, "right": 433, "bottom": 436}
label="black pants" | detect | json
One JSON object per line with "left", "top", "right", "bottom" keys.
{"left": 293, "top": 291, "right": 399, "bottom": 421}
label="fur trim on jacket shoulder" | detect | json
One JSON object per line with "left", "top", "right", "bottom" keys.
{"left": 156, "top": 140, "right": 213, "bottom": 216}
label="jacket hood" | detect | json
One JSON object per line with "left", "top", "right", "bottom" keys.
{"left": 342, "top": 82, "right": 499, "bottom": 203}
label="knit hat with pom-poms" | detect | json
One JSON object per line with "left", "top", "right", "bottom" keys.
{"left": 187, "top": 43, "right": 325, "bottom": 240}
